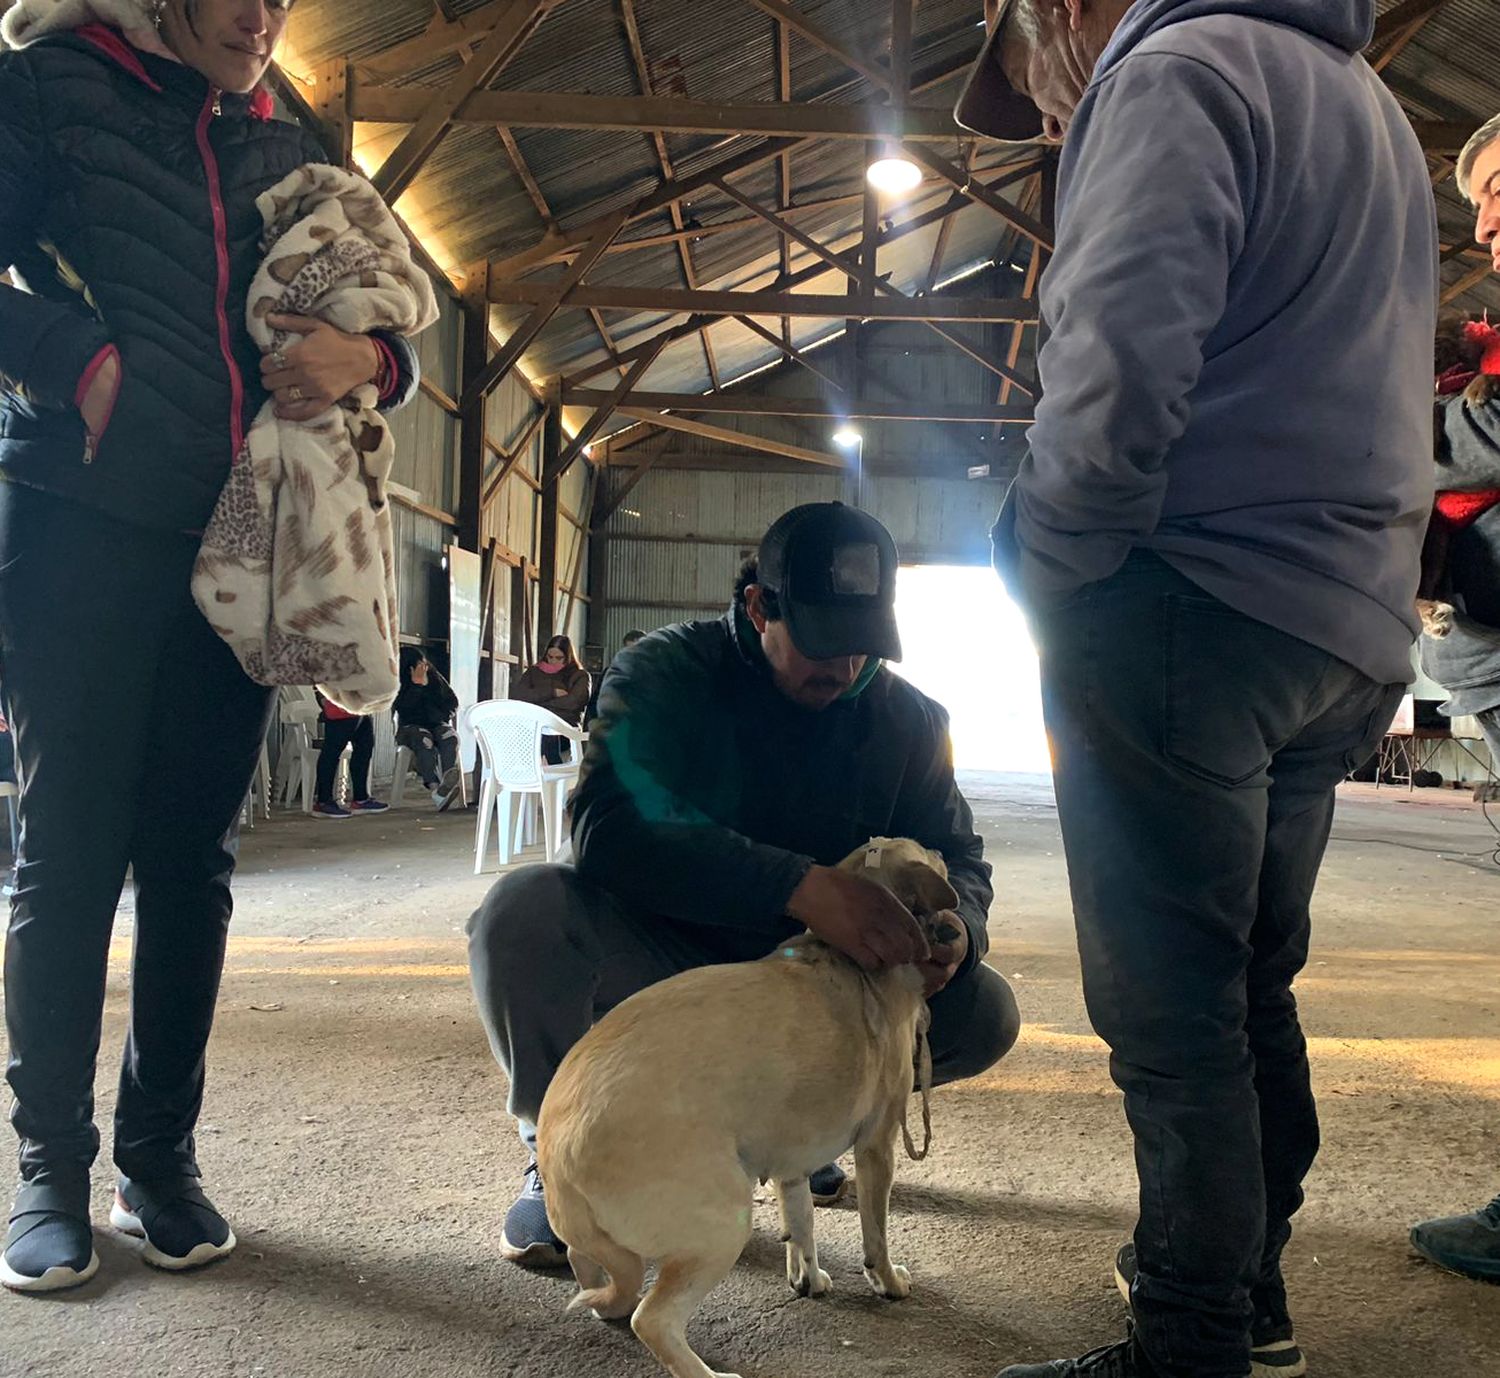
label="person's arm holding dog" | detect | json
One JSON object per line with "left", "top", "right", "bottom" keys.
{"left": 573, "top": 634, "right": 927, "bottom": 971}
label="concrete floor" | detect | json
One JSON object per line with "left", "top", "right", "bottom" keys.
{"left": 1, "top": 773, "right": 1497, "bottom": 1378}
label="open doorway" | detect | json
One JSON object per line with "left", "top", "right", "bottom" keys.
{"left": 890, "top": 564, "right": 1051, "bottom": 773}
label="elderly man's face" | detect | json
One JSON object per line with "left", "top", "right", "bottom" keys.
{"left": 1470, "top": 139, "right": 1500, "bottom": 272}
{"left": 994, "top": 0, "right": 1130, "bottom": 142}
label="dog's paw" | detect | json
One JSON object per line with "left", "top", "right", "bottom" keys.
{"left": 1465, "top": 374, "right": 1500, "bottom": 407}
{"left": 788, "top": 1262, "right": 832, "bottom": 1298}
{"left": 863, "top": 1262, "right": 911, "bottom": 1300}
{"left": 1417, "top": 598, "right": 1456, "bottom": 638}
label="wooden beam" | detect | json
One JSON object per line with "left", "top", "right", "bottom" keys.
{"left": 561, "top": 163, "right": 1040, "bottom": 386}
{"left": 709, "top": 177, "right": 1036, "bottom": 394}
{"left": 734, "top": 314, "right": 847, "bottom": 393}
{"left": 889, "top": 0, "right": 913, "bottom": 99}
{"left": 352, "top": 86, "right": 969, "bottom": 143}
{"left": 497, "top": 125, "right": 554, "bottom": 227}
{"left": 359, "top": 0, "right": 516, "bottom": 78}
{"left": 903, "top": 144, "right": 1054, "bottom": 251}
{"left": 566, "top": 389, "right": 1032, "bottom": 423}
{"left": 482, "top": 406, "right": 546, "bottom": 506}
{"left": 371, "top": 0, "right": 557, "bottom": 204}
{"left": 1368, "top": 0, "right": 1447, "bottom": 54}
{"left": 457, "top": 272, "right": 490, "bottom": 552}
{"left": 549, "top": 337, "right": 668, "bottom": 486}
{"left": 537, "top": 402, "right": 562, "bottom": 647}
{"left": 744, "top": 0, "right": 898, "bottom": 94}
{"left": 593, "top": 432, "right": 672, "bottom": 530}
{"left": 777, "top": 19, "right": 794, "bottom": 347}
{"left": 1411, "top": 119, "right": 1478, "bottom": 156}
{"left": 615, "top": 407, "right": 846, "bottom": 467}
{"left": 1442, "top": 261, "right": 1493, "bottom": 305}
{"left": 480, "top": 57, "right": 975, "bottom": 279}
{"left": 462, "top": 209, "right": 630, "bottom": 408}
{"left": 1000, "top": 234, "right": 1042, "bottom": 408}
{"left": 489, "top": 281, "right": 1040, "bottom": 322}
{"left": 308, "top": 59, "right": 353, "bottom": 166}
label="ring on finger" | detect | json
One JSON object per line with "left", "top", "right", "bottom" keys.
{"left": 272, "top": 349, "right": 288, "bottom": 370}
{"left": 288, "top": 384, "right": 304, "bottom": 402}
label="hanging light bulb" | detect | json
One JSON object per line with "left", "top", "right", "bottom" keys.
{"left": 865, "top": 153, "right": 923, "bottom": 197}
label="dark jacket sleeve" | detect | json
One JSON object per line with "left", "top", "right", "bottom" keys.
{"left": 1437, "top": 393, "right": 1500, "bottom": 490}
{"left": 889, "top": 696, "right": 993, "bottom": 977}
{"left": 571, "top": 635, "right": 814, "bottom": 935}
{"left": 508, "top": 666, "right": 548, "bottom": 707}
{"left": 552, "top": 666, "right": 591, "bottom": 723}
{"left": 428, "top": 669, "right": 459, "bottom": 718}
{"left": 0, "top": 52, "right": 109, "bottom": 408}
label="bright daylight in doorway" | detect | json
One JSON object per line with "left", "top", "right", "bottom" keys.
{"left": 890, "top": 565, "right": 1051, "bottom": 774}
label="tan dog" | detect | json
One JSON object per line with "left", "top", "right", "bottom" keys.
{"left": 536, "top": 837, "right": 959, "bottom": 1378}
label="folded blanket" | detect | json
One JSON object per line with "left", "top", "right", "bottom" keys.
{"left": 191, "top": 163, "right": 438, "bottom": 713}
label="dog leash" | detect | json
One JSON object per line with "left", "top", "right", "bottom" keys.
{"left": 902, "top": 1021, "right": 933, "bottom": 1162}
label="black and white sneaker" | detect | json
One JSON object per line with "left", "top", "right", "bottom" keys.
{"left": 110, "top": 1175, "right": 236, "bottom": 1271}
{"left": 434, "top": 765, "right": 463, "bottom": 812}
{"left": 501, "top": 1161, "right": 568, "bottom": 1269}
{"left": 1114, "top": 1243, "right": 1307, "bottom": 1377}
{"left": 1, "top": 1178, "right": 98, "bottom": 1294}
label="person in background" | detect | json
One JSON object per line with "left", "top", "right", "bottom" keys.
{"left": 1408, "top": 111, "right": 1500, "bottom": 1287}
{"left": 394, "top": 646, "right": 462, "bottom": 811}
{"left": 583, "top": 628, "right": 647, "bottom": 729}
{"left": 312, "top": 697, "right": 387, "bottom": 821}
{"left": 962, "top": 1, "right": 1434, "bottom": 1375}
{"left": 0, "top": 0, "right": 421, "bottom": 1294}
{"left": 510, "top": 635, "right": 591, "bottom": 765}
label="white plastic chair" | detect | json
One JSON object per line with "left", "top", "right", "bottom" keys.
{"left": 466, "top": 700, "right": 585, "bottom": 872}
{"left": 276, "top": 697, "right": 351, "bottom": 813}
{"left": 241, "top": 741, "right": 272, "bottom": 829}
{"left": 0, "top": 780, "right": 17, "bottom": 855}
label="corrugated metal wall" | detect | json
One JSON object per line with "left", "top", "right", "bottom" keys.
{"left": 596, "top": 465, "right": 1006, "bottom": 652}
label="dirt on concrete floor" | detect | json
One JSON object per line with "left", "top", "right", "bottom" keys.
{"left": 1, "top": 774, "right": 1497, "bottom": 1378}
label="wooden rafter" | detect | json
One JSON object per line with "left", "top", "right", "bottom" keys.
{"left": 549, "top": 336, "right": 669, "bottom": 486}
{"left": 744, "top": 0, "right": 898, "bottom": 95}
{"left": 488, "top": 282, "right": 1040, "bottom": 323}
{"left": 710, "top": 177, "right": 1037, "bottom": 395}
{"left": 1368, "top": 0, "right": 1449, "bottom": 70}
{"left": 889, "top": 0, "right": 914, "bottom": 99}
{"left": 463, "top": 208, "right": 631, "bottom": 407}
{"left": 481, "top": 58, "right": 973, "bottom": 279}
{"left": 351, "top": 86, "right": 976, "bottom": 142}
{"left": 733, "top": 314, "right": 847, "bottom": 393}
{"left": 371, "top": 0, "right": 557, "bottom": 204}
{"left": 618, "top": 0, "right": 720, "bottom": 389}
{"left": 358, "top": 0, "right": 519, "bottom": 79}
{"left": 1442, "top": 261, "right": 1493, "bottom": 305}
{"left": 564, "top": 390, "right": 1032, "bottom": 424}
{"left": 776, "top": 19, "right": 794, "bottom": 348}
{"left": 904, "top": 144, "right": 1054, "bottom": 251}
{"left": 1410, "top": 120, "right": 1480, "bottom": 156}
{"left": 563, "top": 161, "right": 1040, "bottom": 387}
{"left": 592, "top": 433, "right": 672, "bottom": 531}
{"left": 615, "top": 407, "right": 845, "bottom": 467}
{"left": 482, "top": 407, "right": 547, "bottom": 505}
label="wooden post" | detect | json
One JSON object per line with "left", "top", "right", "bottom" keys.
{"left": 309, "top": 59, "right": 353, "bottom": 167}
{"left": 457, "top": 268, "right": 490, "bottom": 553}
{"left": 536, "top": 398, "right": 562, "bottom": 649}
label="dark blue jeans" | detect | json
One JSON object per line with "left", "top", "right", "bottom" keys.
{"left": 1031, "top": 552, "right": 1400, "bottom": 1378}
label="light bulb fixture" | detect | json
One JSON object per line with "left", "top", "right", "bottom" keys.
{"left": 865, "top": 154, "right": 923, "bottom": 197}
{"left": 832, "top": 427, "right": 862, "bottom": 449}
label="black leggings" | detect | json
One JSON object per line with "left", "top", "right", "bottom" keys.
{"left": 317, "top": 715, "right": 375, "bottom": 804}
{"left": 0, "top": 484, "right": 273, "bottom": 1182}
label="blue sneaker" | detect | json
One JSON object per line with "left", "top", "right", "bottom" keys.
{"left": 2, "top": 1177, "right": 98, "bottom": 1294}
{"left": 312, "top": 801, "right": 351, "bottom": 820}
{"left": 349, "top": 798, "right": 390, "bottom": 815}
{"left": 809, "top": 1161, "right": 847, "bottom": 1206}
{"left": 111, "top": 1174, "right": 235, "bottom": 1272}
{"left": 501, "top": 1162, "right": 568, "bottom": 1269}
{"left": 1411, "top": 1194, "right": 1500, "bottom": 1282}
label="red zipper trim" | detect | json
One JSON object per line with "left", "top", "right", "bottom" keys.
{"left": 194, "top": 89, "right": 245, "bottom": 464}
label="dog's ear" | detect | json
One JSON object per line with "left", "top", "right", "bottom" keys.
{"left": 896, "top": 861, "right": 959, "bottom": 917}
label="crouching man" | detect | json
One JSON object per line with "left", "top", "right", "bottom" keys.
{"left": 467, "top": 502, "right": 1021, "bottom": 1266}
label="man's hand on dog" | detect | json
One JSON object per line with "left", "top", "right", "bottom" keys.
{"left": 917, "top": 912, "right": 967, "bottom": 997}
{"left": 788, "top": 866, "right": 930, "bottom": 972}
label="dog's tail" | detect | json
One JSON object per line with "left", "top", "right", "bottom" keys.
{"left": 555, "top": 1188, "right": 647, "bottom": 1321}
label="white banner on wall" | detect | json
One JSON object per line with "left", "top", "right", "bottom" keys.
{"left": 448, "top": 545, "right": 483, "bottom": 772}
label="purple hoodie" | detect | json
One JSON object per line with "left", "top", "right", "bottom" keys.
{"left": 996, "top": 0, "right": 1437, "bottom": 684}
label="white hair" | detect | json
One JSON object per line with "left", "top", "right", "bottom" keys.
{"left": 1457, "top": 113, "right": 1500, "bottom": 205}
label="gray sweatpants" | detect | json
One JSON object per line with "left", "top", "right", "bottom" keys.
{"left": 466, "top": 864, "right": 1021, "bottom": 1150}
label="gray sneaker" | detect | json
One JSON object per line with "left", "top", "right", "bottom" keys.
{"left": 1410, "top": 1194, "right": 1500, "bottom": 1282}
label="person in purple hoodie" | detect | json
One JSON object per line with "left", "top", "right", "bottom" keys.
{"left": 958, "top": 2, "right": 1436, "bottom": 1376}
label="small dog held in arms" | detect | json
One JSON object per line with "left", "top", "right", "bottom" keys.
{"left": 536, "top": 837, "right": 960, "bottom": 1378}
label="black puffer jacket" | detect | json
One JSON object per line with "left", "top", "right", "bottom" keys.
{"left": 0, "top": 27, "right": 419, "bottom": 533}
{"left": 572, "top": 608, "right": 994, "bottom": 972}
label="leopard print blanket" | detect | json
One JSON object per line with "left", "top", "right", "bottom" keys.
{"left": 191, "top": 164, "right": 438, "bottom": 713}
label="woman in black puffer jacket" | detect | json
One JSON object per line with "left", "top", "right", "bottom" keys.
{"left": 0, "top": 0, "right": 422, "bottom": 1294}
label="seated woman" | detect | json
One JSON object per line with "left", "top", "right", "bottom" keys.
{"left": 510, "top": 636, "right": 591, "bottom": 764}
{"left": 394, "top": 647, "right": 462, "bottom": 810}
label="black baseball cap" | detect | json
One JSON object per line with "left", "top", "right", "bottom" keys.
{"left": 954, "top": 3, "right": 1045, "bottom": 143}
{"left": 756, "top": 503, "right": 902, "bottom": 663}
